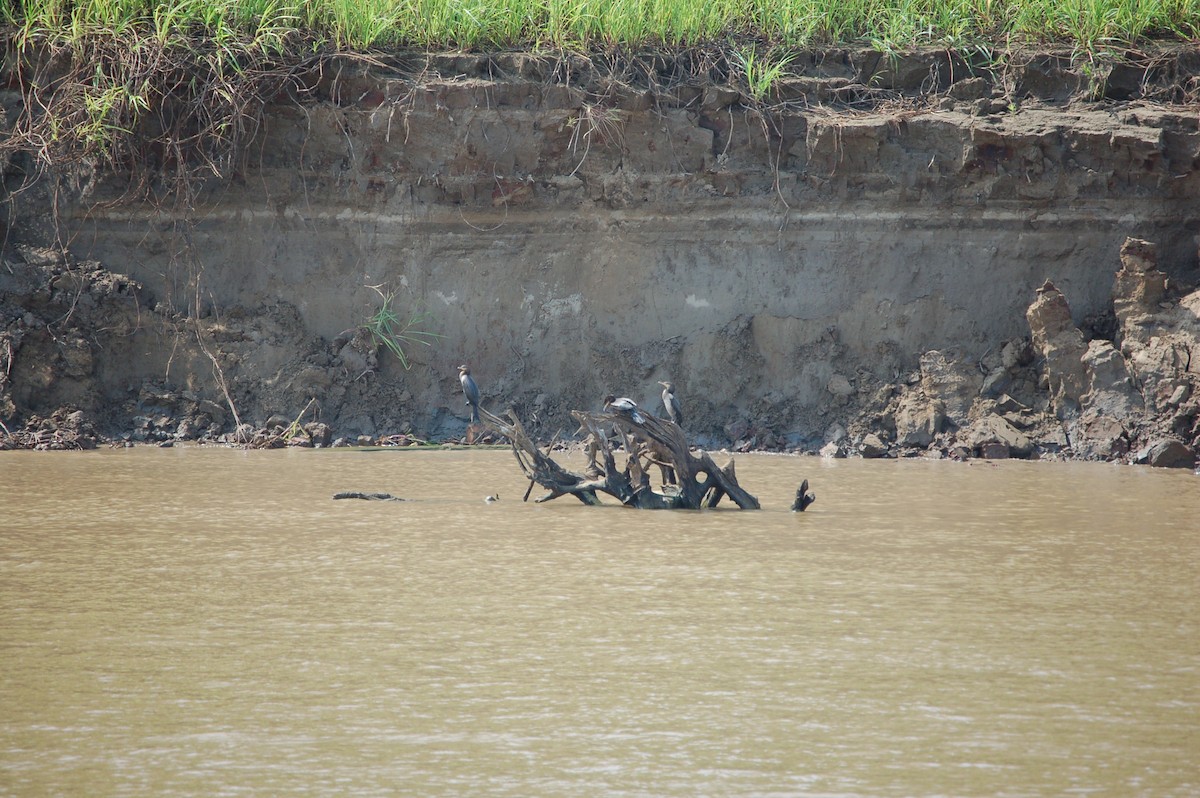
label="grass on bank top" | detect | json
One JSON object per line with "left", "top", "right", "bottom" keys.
{"left": 5, "top": 0, "right": 1199, "bottom": 54}
{"left": 4, "top": 0, "right": 1195, "bottom": 205}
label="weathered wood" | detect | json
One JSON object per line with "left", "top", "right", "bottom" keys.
{"left": 478, "top": 403, "right": 759, "bottom": 510}
{"left": 478, "top": 406, "right": 602, "bottom": 505}
{"left": 791, "top": 479, "right": 816, "bottom": 511}
{"left": 333, "top": 491, "right": 404, "bottom": 501}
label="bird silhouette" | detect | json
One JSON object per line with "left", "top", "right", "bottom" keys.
{"left": 458, "top": 364, "right": 481, "bottom": 424}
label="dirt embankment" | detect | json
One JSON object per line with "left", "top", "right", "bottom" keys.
{"left": 2, "top": 48, "right": 1199, "bottom": 465}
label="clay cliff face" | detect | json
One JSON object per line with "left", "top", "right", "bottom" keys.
{"left": 2, "top": 49, "right": 1199, "bottom": 459}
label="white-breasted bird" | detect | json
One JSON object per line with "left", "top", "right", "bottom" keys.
{"left": 659, "top": 381, "right": 683, "bottom": 427}
{"left": 603, "top": 394, "right": 645, "bottom": 424}
{"left": 458, "top": 364, "right": 481, "bottom": 424}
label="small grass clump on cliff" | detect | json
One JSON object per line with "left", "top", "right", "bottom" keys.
{"left": 361, "top": 285, "right": 444, "bottom": 371}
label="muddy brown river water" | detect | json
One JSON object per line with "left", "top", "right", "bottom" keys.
{"left": 1, "top": 447, "right": 1197, "bottom": 796}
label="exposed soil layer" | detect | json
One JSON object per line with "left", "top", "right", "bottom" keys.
{"left": 3, "top": 48, "right": 1199, "bottom": 466}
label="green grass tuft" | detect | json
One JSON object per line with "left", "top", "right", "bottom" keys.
{"left": 363, "top": 285, "right": 444, "bottom": 371}
{"left": 734, "top": 44, "right": 797, "bottom": 101}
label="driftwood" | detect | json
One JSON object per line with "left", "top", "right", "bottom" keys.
{"left": 333, "top": 491, "right": 404, "bottom": 501}
{"left": 477, "top": 404, "right": 760, "bottom": 510}
{"left": 791, "top": 479, "right": 816, "bottom": 511}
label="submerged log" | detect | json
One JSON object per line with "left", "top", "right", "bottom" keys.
{"left": 791, "top": 479, "right": 816, "bottom": 511}
{"left": 477, "top": 404, "right": 760, "bottom": 510}
{"left": 333, "top": 491, "right": 404, "bottom": 501}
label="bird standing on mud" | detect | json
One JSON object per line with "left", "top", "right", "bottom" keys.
{"left": 659, "top": 381, "right": 683, "bottom": 427}
{"left": 458, "top": 364, "right": 481, "bottom": 424}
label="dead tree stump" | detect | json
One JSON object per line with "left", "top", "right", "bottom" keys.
{"left": 477, "top": 405, "right": 759, "bottom": 510}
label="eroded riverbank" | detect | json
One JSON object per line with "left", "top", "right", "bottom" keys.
{"left": 2, "top": 48, "right": 1199, "bottom": 465}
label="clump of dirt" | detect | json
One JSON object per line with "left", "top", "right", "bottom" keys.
{"left": 0, "top": 244, "right": 418, "bottom": 448}
{"left": 1, "top": 246, "right": 147, "bottom": 442}
{"left": 0, "top": 407, "right": 102, "bottom": 451}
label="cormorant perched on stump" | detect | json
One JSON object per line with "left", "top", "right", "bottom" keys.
{"left": 603, "top": 394, "right": 646, "bottom": 424}
{"left": 458, "top": 364, "right": 481, "bottom": 424}
{"left": 659, "top": 381, "right": 683, "bottom": 427}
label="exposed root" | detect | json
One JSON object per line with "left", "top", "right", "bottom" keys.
{"left": 3, "top": 26, "right": 324, "bottom": 206}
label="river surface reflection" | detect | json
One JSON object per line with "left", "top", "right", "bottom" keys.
{"left": 1, "top": 447, "right": 1197, "bottom": 796}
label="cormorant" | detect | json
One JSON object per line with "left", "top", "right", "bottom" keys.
{"left": 659, "top": 381, "right": 683, "bottom": 427}
{"left": 603, "top": 394, "right": 645, "bottom": 424}
{"left": 458, "top": 364, "right": 481, "bottom": 424}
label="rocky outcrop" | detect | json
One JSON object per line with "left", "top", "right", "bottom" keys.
{"left": 827, "top": 236, "right": 1199, "bottom": 467}
{"left": 1019, "top": 237, "right": 1198, "bottom": 467}
{"left": 1026, "top": 280, "right": 1090, "bottom": 418}
{"left": 1109, "top": 239, "right": 1200, "bottom": 467}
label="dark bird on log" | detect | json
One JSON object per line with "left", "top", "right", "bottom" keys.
{"left": 791, "top": 479, "right": 816, "bottom": 512}
{"left": 603, "top": 394, "right": 646, "bottom": 424}
{"left": 659, "top": 381, "right": 683, "bottom": 427}
{"left": 458, "top": 364, "right": 481, "bottom": 424}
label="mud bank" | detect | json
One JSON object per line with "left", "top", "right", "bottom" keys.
{"left": 3, "top": 49, "right": 1199, "bottom": 465}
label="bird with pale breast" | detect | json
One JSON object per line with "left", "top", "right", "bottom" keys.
{"left": 603, "top": 394, "right": 646, "bottom": 424}
{"left": 659, "top": 381, "right": 683, "bottom": 427}
{"left": 458, "top": 364, "right": 481, "bottom": 424}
